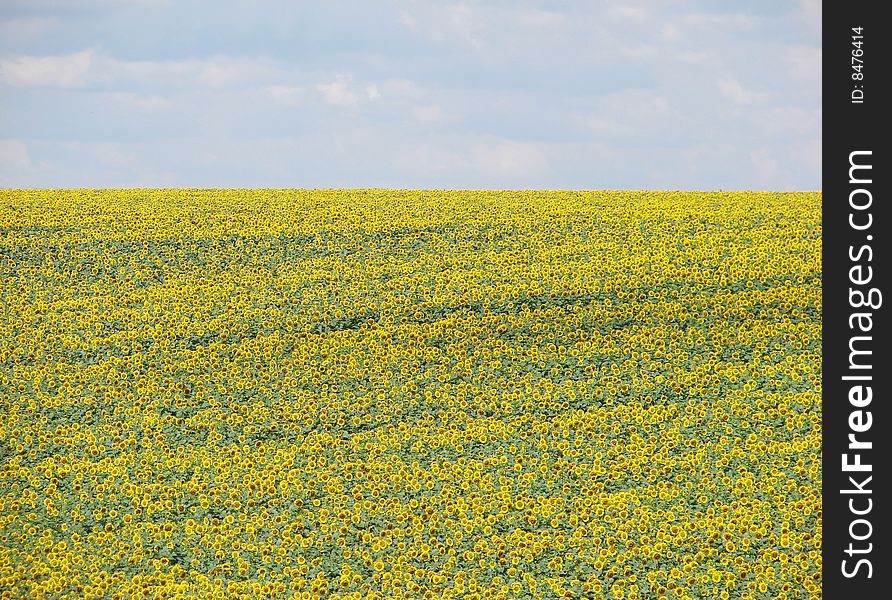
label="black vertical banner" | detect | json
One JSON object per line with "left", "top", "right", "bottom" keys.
{"left": 823, "top": 2, "right": 889, "bottom": 597}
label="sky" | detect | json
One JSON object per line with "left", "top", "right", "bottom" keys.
{"left": 0, "top": 0, "right": 821, "bottom": 190}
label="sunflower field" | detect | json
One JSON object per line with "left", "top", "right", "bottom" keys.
{"left": 0, "top": 189, "right": 821, "bottom": 599}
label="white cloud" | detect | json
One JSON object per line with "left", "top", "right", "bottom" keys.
{"left": 0, "top": 17, "right": 58, "bottom": 44}
{"left": 195, "top": 58, "right": 263, "bottom": 86}
{"left": 610, "top": 6, "right": 646, "bottom": 21}
{"left": 671, "top": 50, "right": 713, "bottom": 65}
{"left": 264, "top": 85, "right": 304, "bottom": 107}
{"left": 748, "top": 106, "right": 821, "bottom": 138}
{"left": 108, "top": 91, "right": 171, "bottom": 110}
{"left": 797, "top": 0, "right": 821, "bottom": 33}
{"left": 0, "top": 139, "right": 32, "bottom": 170}
{"left": 397, "top": 10, "right": 420, "bottom": 33}
{"left": 471, "top": 139, "right": 547, "bottom": 178}
{"left": 315, "top": 75, "right": 359, "bottom": 107}
{"left": 398, "top": 1, "right": 485, "bottom": 49}
{"left": 659, "top": 23, "right": 682, "bottom": 43}
{"left": 379, "top": 79, "right": 419, "bottom": 97}
{"left": 661, "top": 12, "right": 755, "bottom": 43}
{"left": 512, "top": 9, "right": 569, "bottom": 29}
{"left": 412, "top": 104, "right": 442, "bottom": 123}
{"left": 66, "top": 142, "right": 136, "bottom": 168}
{"left": 266, "top": 78, "right": 380, "bottom": 110}
{"left": 677, "top": 12, "right": 756, "bottom": 31}
{"left": 2, "top": 0, "right": 170, "bottom": 6}
{"left": 582, "top": 90, "right": 674, "bottom": 139}
{"left": 0, "top": 49, "right": 288, "bottom": 89}
{"left": 0, "top": 2, "right": 821, "bottom": 189}
{"left": 0, "top": 49, "right": 95, "bottom": 88}
{"left": 787, "top": 45, "right": 821, "bottom": 81}
{"left": 750, "top": 148, "right": 781, "bottom": 186}
{"left": 116, "top": 55, "right": 286, "bottom": 89}
{"left": 801, "top": 138, "right": 821, "bottom": 177}
{"left": 607, "top": 89, "right": 672, "bottom": 118}
{"left": 582, "top": 118, "right": 632, "bottom": 137}
{"left": 445, "top": 3, "right": 482, "bottom": 47}
{"left": 718, "top": 76, "right": 769, "bottom": 105}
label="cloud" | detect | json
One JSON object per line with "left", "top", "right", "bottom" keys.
{"left": 396, "top": 10, "right": 420, "bottom": 33}
{"left": 0, "top": 17, "right": 58, "bottom": 45}
{"left": 303, "top": 77, "right": 385, "bottom": 111}
{"left": 0, "top": 1, "right": 820, "bottom": 190}
{"left": 443, "top": 3, "right": 483, "bottom": 47}
{"left": 378, "top": 78, "right": 419, "bottom": 98}
{"left": 412, "top": 104, "right": 442, "bottom": 123}
{"left": 582, "top": 118, "right": 631, "bottom": 137}
{"left": 0, "top": 139, "right": 32, "bottom": 170}
{"left": 107, "top": 91, "right": 171, "bottom": 110}
{"left": 718, "top": 76, "right": 769, "bottom": 105}
{"left": 263, "top": 85, "right": 304, "bottom": 107}
{"left": 53, "top": 141, "right": 136, "bottom": 168}
{"left": 397, "top": 1, "right": 485, "bottom": 49}
{"left": 581, "top": 89, "right": 675, "bottom": 140}
{"left": 0, "top": 49, "right": 289, "bottom": 90}
{"left": 1, "top": 0, "right": 170, "bottom": 7}
{"left": 609, "top": 6, "right": 646, "bottom": 21}
{"left": 801, "top": 138, "right": 821, "bottom": 176}
{"left": 787, "top": 45, "right": 821, "bottom": 81}
{"left": 746, "top": 106, "right": 821, "bottom": 138}
{"left": 113, "top": 55, "right": 287, "bottom": 89}
{"left": 796, "top": 0, "right": 821, "bottom": 32}
{"left": 661, "top": 12, "right": 755, "bottom": 43}
{"left": 471, "top": 139, "right": 547, "bottom": 178}
{"left": 512, "top": 9, "right": 569, "bottom": 29}
{"left": 315, "top": 75, "right": 359, "bottom": 107}
{"left": 0, "top": 49, "right": 94, "bottom": 87}
{"left": 750, "top": 148, "right": 782, "bottom": 187}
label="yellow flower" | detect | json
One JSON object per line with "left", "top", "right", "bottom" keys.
{"left": 0, "top": 189, "right": 820, "bottom": 598}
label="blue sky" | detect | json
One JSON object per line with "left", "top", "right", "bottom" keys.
{"left": 0, "top": 0, "right": 820, "bottom": 189}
